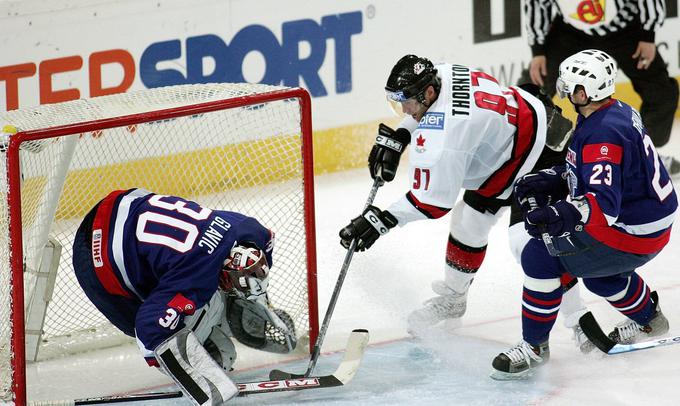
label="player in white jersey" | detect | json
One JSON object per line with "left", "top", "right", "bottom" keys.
{"left": 339, "top": 54, "right": 592, "bottom": 350}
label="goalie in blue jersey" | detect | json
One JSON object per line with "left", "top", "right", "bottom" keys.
{"left": 72, "top": 188, "right": 297, "bottom": 405}
{"left": 492, "top": 50, "right": 677, "bottom": 380}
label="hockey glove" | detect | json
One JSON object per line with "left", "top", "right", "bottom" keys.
{"left": 514, "top": 166, "right": 569, "bottom": 212}
{"left": 368, "top": 123, "right": 410, "bottom": 182}
{"left": 525, "top": 200, "right": 584, "bottom": 238}
{"left": 226, "top": 295, "right": 297, "bottom": 353}
{"left": 339, "top": 205, "right": 398, "bottom": 251}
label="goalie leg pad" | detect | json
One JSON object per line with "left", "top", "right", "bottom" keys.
{"left": 155, "top": 329, "right": 237, "bottom": 406}
{"left": 204, "top": 324, "right": 237, "bottom": 371}
{"left": 182, "top": 290, "right": 226, "bottom": 344}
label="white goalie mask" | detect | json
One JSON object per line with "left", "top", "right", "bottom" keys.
{"left": 220, "top": 244, "right": 270, "bottom": 298}
{"left": 556, "top": 49, "right": 617, "bottom": 102}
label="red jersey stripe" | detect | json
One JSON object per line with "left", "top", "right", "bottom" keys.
{"left": 92, "top": 189, "right": 133, "bottom": 298}
{"left": 406, "top": 192, "right": 451, "bottom": 219}
{"left": 476, "top": 87, "right": 537, "bottom": 198}
{"left": 584, "top": 194, "right": 671, "bottom": 254}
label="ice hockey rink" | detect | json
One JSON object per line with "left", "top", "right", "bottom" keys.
{"left": 22, "top": 122, "right": 680, "bottom": 406}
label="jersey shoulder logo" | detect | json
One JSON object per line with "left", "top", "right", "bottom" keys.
{"left": 582, "top": 143, "right": 622, "bottom": 164}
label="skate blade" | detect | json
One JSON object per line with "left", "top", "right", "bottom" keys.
{"left": 489, "top": 368, "right": 533, "bottom": 381}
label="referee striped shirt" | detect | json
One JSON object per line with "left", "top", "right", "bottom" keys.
{"left": 525, "top": 0, "right": 666, "bottom": 55}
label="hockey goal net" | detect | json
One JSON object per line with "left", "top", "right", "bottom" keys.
{"left": 0, "top": 83, "right": 318, "bottom": 404}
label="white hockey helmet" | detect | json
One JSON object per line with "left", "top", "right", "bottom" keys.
{"left": 556, "top": 49, "right": 617, "bottom": 102}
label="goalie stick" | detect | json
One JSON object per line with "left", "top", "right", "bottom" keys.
{"left": 33, "top": 329, "right": 369, "bottom": 405}
{"left": 579, "top": 311, "right": 680, "bottom": 355}
{"left": 270, "top": 177, "right": 384, "bottom": 380}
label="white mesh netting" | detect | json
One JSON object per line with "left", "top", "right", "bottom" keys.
{"left": 0, "top": 83, "right": 315, "bottom": 402}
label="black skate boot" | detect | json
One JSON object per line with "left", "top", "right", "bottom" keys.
{"left": 490, "top": 340, "right": 549, "bottom": 380}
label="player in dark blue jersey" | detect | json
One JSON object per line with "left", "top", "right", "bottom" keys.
{"left": 491, "top": 50, "right": 677, "bottom": 380}
{"left": 72, "top": 188, "right": 297, "bottom": 404}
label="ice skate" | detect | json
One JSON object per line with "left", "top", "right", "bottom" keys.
{"left": 490, "top": 340, "right": 549, "bottom": 380}
{"left": 571, "top": 324, "right": 595, "bottom": 354}
{"left": 407, "top": 280, "right": 467, "bottom": 333}
{"left": 608, "top": 292, "right": 669, "bottom": 345}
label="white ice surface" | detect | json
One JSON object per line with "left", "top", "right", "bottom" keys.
{"left": 25, "top": 125, "right": 680, "bottom": 405}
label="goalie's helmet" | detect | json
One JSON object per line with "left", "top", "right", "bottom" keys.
{"left": 385, "top": 54, "right": 441, "bottom": 104}
{"left": 220, "top": 244, "right": 269, "bottom": 294}
{"left": 556, "top": 49, "right": 617, "bottom": 102}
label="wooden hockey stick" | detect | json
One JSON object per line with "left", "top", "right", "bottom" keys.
{"left": 270, "top": 177, "right": 383, "bottom": 380}
{"left": 579, "top": 311, "right": 680, "bottom": 355}
{"left": 34, "top": 330, "right": 369, "bottom": 405}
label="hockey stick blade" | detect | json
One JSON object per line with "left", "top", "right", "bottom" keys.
{"left": 268, "top": 329, "right": 369, "bottom": 382}
{"left": 579, "top": 311, "right": 680, "bottom": 355}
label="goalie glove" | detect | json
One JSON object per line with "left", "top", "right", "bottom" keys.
{"left": 226, "top": 294, "right": 297, "bottom": 354}
{"left": 368, "top": 123, "right": 410, "bottom": 182}
{"left": 339, "top": 205, "right": 398, "bottom": 251}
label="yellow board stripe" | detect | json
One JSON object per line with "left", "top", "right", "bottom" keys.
{"left": 29, "top": 77, "right": 680, "bottom": 221}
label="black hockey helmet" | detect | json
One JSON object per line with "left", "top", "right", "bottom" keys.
{"left": 385, "top": 54, "right": 440, "bottom": 104}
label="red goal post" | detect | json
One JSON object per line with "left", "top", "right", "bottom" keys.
{"left": 0, "top": 83, "right": 318, "bottom": 405}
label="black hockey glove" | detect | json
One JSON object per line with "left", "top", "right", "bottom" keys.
{"left": 514, "top": 166, "right": 569, "bottom": 212}
{"left": 525, "top": 200, "right": 585, "bottom": 238}
{"left": 368, "top": 123, "right": 410, "bottom": 182}
{"left": 339, "top": 205, "right": 398, "bottom": 251}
